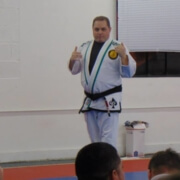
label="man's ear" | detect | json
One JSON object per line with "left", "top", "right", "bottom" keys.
{"left": 111, "top": 169, "right": 124, "bottom": 180}
{"left": 148, "top": 169, "right": 153, "bottom": 180}
{"left": 112, "top": 170, "right": 118, "bottom": 180}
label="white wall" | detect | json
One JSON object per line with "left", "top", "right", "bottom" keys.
{"left": 0, "top": 0, "right": 180, "bottom": 163}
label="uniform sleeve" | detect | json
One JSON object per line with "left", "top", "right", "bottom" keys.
{"left": 71, "top": 60, "right": 82, "bottom": 75}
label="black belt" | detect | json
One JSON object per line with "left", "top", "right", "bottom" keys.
{"left": 84, "top": 85, "right": 122, "bottom": 101}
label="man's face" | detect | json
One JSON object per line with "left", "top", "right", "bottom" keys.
{"left": 92, "top": 20, "right": 111, "bottom": 43}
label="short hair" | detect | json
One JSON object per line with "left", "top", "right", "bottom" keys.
{"left": 75, "top": 142, "right": 121, "bottom": 180}
{"left": 92, "top": 16, "right": 111, "bottom": 28}
{"left": 148, "top": 148, "right": 180, "bottom": 174}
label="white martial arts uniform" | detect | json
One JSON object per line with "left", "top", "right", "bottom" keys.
{"left": 71, "top": 38, "right": 136, "bottom": 148}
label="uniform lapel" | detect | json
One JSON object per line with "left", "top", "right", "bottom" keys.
{"left": 89, "top": 39, "right": 112, "bottom": 93}
{"left": 84, "top": 41, "right": 93, "bottom": 86}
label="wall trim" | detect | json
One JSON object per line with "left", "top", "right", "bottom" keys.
{"left": 1, "top": 142, "right": 180, "bottom": 163}
{"left": 0, "top": 106, "right": 180, "bottom": 115}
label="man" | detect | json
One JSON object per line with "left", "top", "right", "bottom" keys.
{"left": 69, "top": 16, "right": 136, "bottom": 148}
{"left": 75, "top": 142, "right": 124, "bottom": 180}
{"left": 158, "top": 173, "right": 180, "bottom": 180}
{"left": 148, "top": 148, "right": 180, "bottom": 180}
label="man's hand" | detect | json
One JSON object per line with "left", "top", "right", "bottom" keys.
{"left": 70, "top": 46, "right": 82, "bottom": 61}
{"left": 114, "top": 43, "right": 128, "bottom": 65}
{"left": 69, "top": 46, "right": 82, "bottom": 71}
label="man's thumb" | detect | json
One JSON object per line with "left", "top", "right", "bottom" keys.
{"left": 74, "top": 46, "right": 78, "bottom": 52}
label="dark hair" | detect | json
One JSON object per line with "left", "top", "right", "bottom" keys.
{"left": 92, "top": 16, "right": 111, "bottom": 28}
{"left": 148, "top": 148, "right": 180, "bottom": 174}
{"left": 75, "top": 142, "right": 121, "bottom": 180}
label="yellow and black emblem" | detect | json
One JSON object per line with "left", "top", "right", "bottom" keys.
{"left": 108, "top": 50, "right": 118, "bottom": 60}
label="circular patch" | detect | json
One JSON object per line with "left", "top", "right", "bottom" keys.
{"left": 108, "top": 50, "right": 118, "bottom": 59}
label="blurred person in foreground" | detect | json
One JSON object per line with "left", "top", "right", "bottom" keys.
{"left": 0, "top": 167, "right": 3, "bottom": 180}
{"left": 148, "top": 148, "right": 180, "bottom": 180}
{"left": 75, "top": 142, "right": 124, "bottom": 180}
{"left": 158, "top": 173, "right": 180, "bottom": 180}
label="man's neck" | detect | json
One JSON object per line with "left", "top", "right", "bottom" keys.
{"left": 94, "top": 41, "right": 105, "bottom": 45}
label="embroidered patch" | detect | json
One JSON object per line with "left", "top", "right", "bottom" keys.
{"left": 109, "top": 98, "right": 117, "bottom": 109}
{"left": 108, "top": 50, "right": 118, "bottom": 60}
{"left": 111, "top": 41, "right": 120, "bottom": 46}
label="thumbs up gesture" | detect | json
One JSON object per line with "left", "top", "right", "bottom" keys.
{"left": 114, "top": 43, "right": 128, "bottom": 65}
{"left": 114, "top": 43, "right": 126, "bottom": 59}
{"left": 70, "top": 46, "right": 82, "bottom": 61}
{"left": 69, "top": 46, "right": 82, "bottom": 71}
